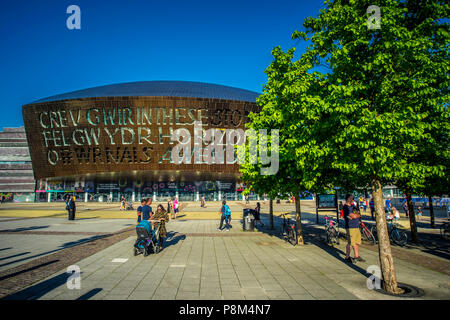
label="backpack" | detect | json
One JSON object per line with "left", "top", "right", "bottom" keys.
{"left": 223, "top": 205, "right": 231, "bottom": 216}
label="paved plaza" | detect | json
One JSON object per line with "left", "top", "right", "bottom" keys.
{"left": 0, "top": 201, "right": 449, "bottom": 300}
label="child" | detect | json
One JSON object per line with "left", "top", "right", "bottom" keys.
{"left": 339, "top": 201, "right": 344, "bottom": 219}
{"left": 391, "top": 207, "right": 400, "bottom": 220}
{"left": 173, "top": 196, "right": 179, "bottom": 219}
{"left": 217, "top": 200, "right": 231, "bottom": 231}
{"left": 120, "top": 196, "right": 125, "bottom": 211}
{"left": 417, "top": 206, "right": 423, "bottom": 222}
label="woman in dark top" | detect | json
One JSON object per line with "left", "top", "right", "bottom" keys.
{"left": 68, "top": 196, "right": 76, "bottom": 220}
{"left": 253, "top": 202, "right": 264, "bottom": 227}
{"left": 152, "top": 204, "right": 170, "bottom": 251}
{"left": 167, "top": 198, "right": 172, "bottom": 214}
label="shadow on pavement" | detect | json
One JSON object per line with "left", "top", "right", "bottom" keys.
{"left": 0, "top": 252, "right": 31, "bottom": 262}
{"left": 0, "top": 225, "right": 50, "bottom": 233}
{"left": 2, "top": 270, "right": 68, "bottom": 300}
{"left": 0, "top": 234, "right": 111, "bottom": 269}
{"left": 164, "top": 231, "right": 186, "bottom": 249}
{"left": 0, "top": 260, "right": 59, "bottom": 282}
{"left": 76, "top": 288, "right": 103, "bottom": 300}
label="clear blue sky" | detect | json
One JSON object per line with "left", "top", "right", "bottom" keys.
{"left": 0, "top": 0, "right": 325, "bottom": 128}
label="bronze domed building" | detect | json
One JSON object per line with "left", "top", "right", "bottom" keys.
{"left": 22, "top": 81, "right": 259, "bottom": 202}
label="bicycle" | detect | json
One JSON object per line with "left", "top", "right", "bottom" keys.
{"left": 280, "top": 213, "right": 297, "bottom": 246}
{"left": 371, "top": 217, "right": 408, "bottom": 246}
{"left": 324, "top": 216, "right": 340, "bottom": 245}
{"left": 440, "top": 221, "right": 449, "bottom": 240}
{"left": 360, "top": 220, "right": 376, "bottom": 245}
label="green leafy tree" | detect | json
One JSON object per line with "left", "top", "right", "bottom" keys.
{"left": 288, "top": 0, "right": 449, "bottom": 294}
{"left": 239, "top": 55, "right": 335, "bottom": 244}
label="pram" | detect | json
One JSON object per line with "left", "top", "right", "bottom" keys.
{"left": 133, "top": 220, "right": 161, "bottom": 256}
{"left": 126, "top": 201, "right": 134, "bottom": 211}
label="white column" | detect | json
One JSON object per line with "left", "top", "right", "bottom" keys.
{"left": 242, "top": 193, "right": 245, "bottom": 201}
{"left": 47, "top": 192, "right": 51, "bottom": 203}
{"left": 153, "top": 193, "right": 156, "bottom": 202}
{"left": 84, "top": 192, "right": 88, "bottom": 202}
{"left": 218, "top": 190, "right": 222, "bottom": 201}
{"left": 235, "top": 191, "right": 238, "bottom": 201}
{"left": 196, "top": 191, "right": 200, "bottom": 201}
{"left": 257, "top": 194, "right": 260, "bottom": 200}
{"left": 132, "top": 191, "right": 135, "bottom": 202}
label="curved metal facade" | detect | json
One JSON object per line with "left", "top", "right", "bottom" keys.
{"left": 23, "top": 84, "right": 260, "bottom": 185}
{"left": 34, "top": 81, "right": 260, "bottom": 104}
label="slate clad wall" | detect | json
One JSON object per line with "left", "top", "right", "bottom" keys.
{"left": 0, "top": 127, "right": 35, "bottom": 193}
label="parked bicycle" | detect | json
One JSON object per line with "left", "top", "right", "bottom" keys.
{"left": 324, "top": 215, "right": 340, "bottom": 245}
{"left": 360, "top": 220, "right": 376, "bottom": 245}
{"left": 371, "top": 217, "right": 408, "bottom": 246}
{"left": 440, "top": 221, "right": 449, "bottom": 240}
{"left": 280, "top": 213, "right": 297, "bottom": 246}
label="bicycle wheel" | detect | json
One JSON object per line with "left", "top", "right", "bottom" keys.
{"left": 391, "top": 228, "right": 407, "bottom": 246}
{"left": 440, "top": 223, "right": 449, "bottom": 240}
{"left": 361, "top": 226, "right": 376, "bottom": 245}
{"left": 329, "top": 226, "right": 339, "bottom": 245}
{"left": 281, "top": 223, "right": 287, "bottom": 238}
{"left": 288, "top": 227, "right": 297, "bottom": 246}
{"left": 371, "top": 225, "right": 378, "bottom": 240}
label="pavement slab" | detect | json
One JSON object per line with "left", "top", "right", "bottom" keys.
{"left": 0, "top": 208, "right": 448, "bottom": 300}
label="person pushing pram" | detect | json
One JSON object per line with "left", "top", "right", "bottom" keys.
{"left": 150, "top": 204, "right": 170, "bottom": 252}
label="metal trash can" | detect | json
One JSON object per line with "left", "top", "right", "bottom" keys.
{"left": 243, "top": 209, "right": 255, "bottom": 231}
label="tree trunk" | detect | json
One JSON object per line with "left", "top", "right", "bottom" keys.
{"left": 372, "top": 179, "right": 403, "bottom": 294}
{"left": 406, "top": 191, "right": 418, "bottom": 243}
{"left": 429, "top": 195, "right": 435, "bottom": 228}
{"left": 295, "top": 195, "right": 304, "bottom": 245}
{"left": 269, "top": 198, "right": 274, "bottom": 230}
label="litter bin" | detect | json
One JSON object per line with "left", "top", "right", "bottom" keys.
{"left": 243, "top": 209, "right": 255, "bottom": 231}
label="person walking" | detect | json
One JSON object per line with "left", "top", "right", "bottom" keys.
{"left": 253, "top": 202, "right": 264, "bottom": 227}
{"left": 369, "top": 198, "right": 375, "bottom": 220}
{"left": 151, "top": 204, "right": 170, "bottom": 252}
{"left": 137, "top": 199, "right": 145, "bottom": 224}
{"left": 167, "top": 198, "right": 172, "bottom": 215}
{"left": 402, "top": 199, "right": 409, "bottom": 217}
{"left": 141, "top": 198, "right": 153, "bottom": 221}
{"left": 65, "top": 195, "right": 71, "bottom": 217}
{"left": 363, "top": 198, "right": 368, "bottom": 213}
{"left": 417, "top": 206, "right": 423, "bottom": 222}
{"left": 343, "top": 194, "right": 365, "bottom": 263}
{"left": 68, "top": 196, "right": 76, "bottom": 220}
{"left": 217, "top": 200, "right": 232, "bottom": 231}
{"left": 385, "top": 197, "right": 392, "bottom": 213}
{"left": 201, "top": 195, "right": 206, "bottom": 208}
{"left": 173, "top": 196, "right": 179, "bottom": 219}
{"left": 120, "top": 196, "right": 126, "bottom": 211}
